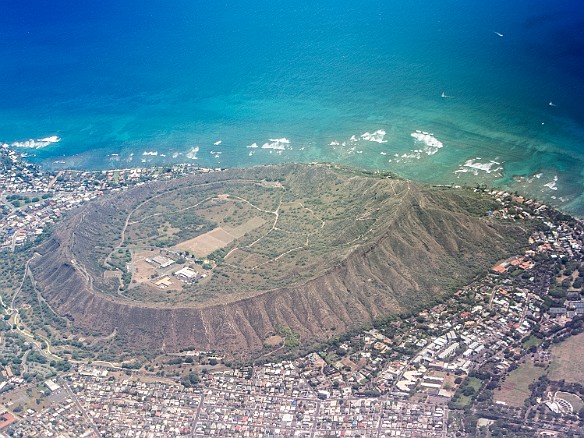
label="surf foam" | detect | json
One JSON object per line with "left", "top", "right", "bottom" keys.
{"left": 410, "top": 131, "right": 443, "bottom": 155}
{"left": 10, "top": 135, "right": 61, "bottom": 149}
{"left": 261, "top": 138, "right": 290, "bottom": 150}
{"left": 455, "top": 158, "right": 503, "bottom": 176}
{"left": 544, "top": 176, "right": 559, "bottom": 191}
{"left": 185, "top": 146, "right": 199, "bottom": 160}
{"left": 360, "top": 129, "right": 387, "bottom": 143}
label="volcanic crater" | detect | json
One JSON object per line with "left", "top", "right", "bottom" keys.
{"left": 30, "top": 164, "right": 530, "bottom": 357}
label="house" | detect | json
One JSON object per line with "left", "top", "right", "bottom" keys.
{"left": 549, "top": 307, "right": 567, "bottom": 318}
{"left": 174, "top": 266, "right": 201, "bottom": 283}
{"left": 45, "top": 379, "right": 61, "bottom": 392}
{"left": 0, "top": 409, "right": 16, "bottom": 431}
{"left": 148, "top": 255, "right": 175, "bottom": 268}
{"left": 154, "top": 276, "right": 173, "bottom": 288}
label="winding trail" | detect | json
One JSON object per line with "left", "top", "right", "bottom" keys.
{"left": 102, "top": 176, "right": 322, "bottom": 275}
{"left": 7, "top": 253, "right": 122, "bottom": 365}
{"left": 104, "top": 178, "right": 273, "bottom": 266}
{"left": 6, "top": 253, "right": 63, "bottom": 360}
{"left": 104, "top": 190, "right": 170, "bottom": 266}
{"left": 223, "top": 194, "right": 331, "bottom": 270}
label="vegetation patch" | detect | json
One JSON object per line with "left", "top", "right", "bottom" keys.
{"left": 494, "top": 361, "right": 545, "bottom": 407}
{"left": 522, "top": 335, "right": 543, "bottom": 350}
{"left": 277, "top": 325, "right": 301, "bottom": 348}
{"left": 549, "top": 332, "right": 584, "bottom": 384}
{"left": 175, "top": 227, "right": 237, "bottom": 257}
{"left": 451, "top": 376, "right": 482, "bottom": 409}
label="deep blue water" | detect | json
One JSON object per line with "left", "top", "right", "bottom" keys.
{"left": 1, "top": 0, "right": 584, "bottom": 213}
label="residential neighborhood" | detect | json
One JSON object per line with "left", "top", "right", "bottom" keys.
{"left": 0, "top": 144, "right": 221, "bottom": 251}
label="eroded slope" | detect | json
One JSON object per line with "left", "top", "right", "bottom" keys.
{"left": 30, "top": 164, "right": 529, "bottom": 357}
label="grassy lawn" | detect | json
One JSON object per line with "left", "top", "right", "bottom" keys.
{"left": 522, "top": 335, "right": 543, "bottom": 349}
{"left": 494, "top": 361, "right": 545, "bottom": 407}
{"left": 452, "top": 377, "right": 482, "bottom": 409}
{"left": 549, "top": 332, "right": 584, "bottom": 384}
{"left": 0, "top": 384, "right": 50, "bottom": 414}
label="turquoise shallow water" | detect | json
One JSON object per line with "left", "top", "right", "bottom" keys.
{"left": 1, "top": 0, "right": 584, "bottom": 214}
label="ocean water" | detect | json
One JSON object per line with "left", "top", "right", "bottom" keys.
{"left": 1, "top": 0, "right": 584, "bottom": 214}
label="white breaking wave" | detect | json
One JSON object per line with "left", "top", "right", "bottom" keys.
{"left": 454, "top": 158, "right": 503, "bottom": 176}
{"left": 400, "top": 151, "right": 423, "bottom": 160}
{"left": 185, "top": 146, "right": 199, "bottom": 160}
{"left": 360, "top": 129, "right": 387, "bottom": 143}
{"left": 142, "top": 151, "right": 158, "bottom": 156}
{"left": 214, "top": 140, "right": 222, "bottom": 146}
{"left": 261, "top": 138, "right": 290, "bottom": 150}
{"left": 544, "top": 175, "right": 559, "bottom": 191}
{"left": 246, "top": 143, "right": 259, "bottom": 148}
{"left": 524, "top": 172, "right": 543, "bottom": 184}
{"left": 410, "top": 131, "right": 443, "bottom": 155}
{"left": 394, "top": 131, "right": 444, "bottom": 161}
{"left": 330, "top": 129, "right": 388, "bottom": 154}
{"left": 10, "top": 135, "right": 61, "bottom": 149}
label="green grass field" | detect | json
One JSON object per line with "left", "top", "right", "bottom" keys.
{"left": 549, "top": 332, "right": 584, "bottom": 384}
{"left": 522, "top": 335, "right": 543, "bottom": 349}
{"left": 494, "top": 362, "right": 545, "bottom": 407}
{"left": 452, "top": 377, "right": 482, "bottom": 409}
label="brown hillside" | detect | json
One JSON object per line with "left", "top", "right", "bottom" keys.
{"left": 30, "top": 164, "right": 529, "bottom": 357}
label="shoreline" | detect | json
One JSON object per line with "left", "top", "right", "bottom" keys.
{"left": 1, "top": 145, "right": 582, "bottom": 252}
{"left": 17, "top": 136, "right": 583, "bottom": 220}
{"left": 2, "top": 161, "right": 582, "bottom": 255}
